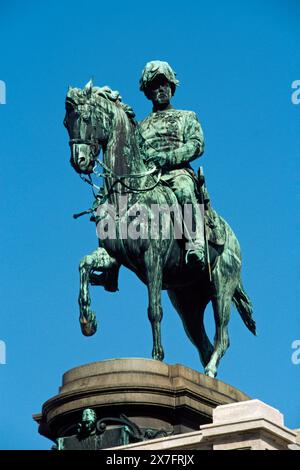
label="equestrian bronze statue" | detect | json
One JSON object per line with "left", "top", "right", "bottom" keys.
{"left": 64, "top": 61, "right": 256, "bottom": 378}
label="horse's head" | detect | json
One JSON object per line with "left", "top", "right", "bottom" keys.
{"left": 65, "top": 80, "right": 137, "bottom": 180}
{"left": 64, "top": 80, "right": 110, "bottom": 174}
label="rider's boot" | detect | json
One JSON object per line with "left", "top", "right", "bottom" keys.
{"left": 184, "top": 200, "right": 206, "bottom": 269}
{"left": 185, "top": 241, "right": 206, "bottom": 269}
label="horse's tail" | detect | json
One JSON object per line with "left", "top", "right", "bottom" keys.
{"left": 232, "top": 281, "right": 256, "bottom": 335}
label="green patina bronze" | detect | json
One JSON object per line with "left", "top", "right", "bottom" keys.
{"left": 77, "top": 408, "right": 97, "bottom": 437}
{"left": 138, "top": 61, "right": 206, "bottom": 267}
{"left": 64, "top": 61, "right": 256, "bottom": 378}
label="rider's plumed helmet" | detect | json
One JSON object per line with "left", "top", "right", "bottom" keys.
{"left": 139, "top": 60, "right": 179, "bottom": 98}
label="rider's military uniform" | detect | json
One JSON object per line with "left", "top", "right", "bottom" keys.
{"left": 138, "top": 108, "right": 205, "bottom": 250}
{"left": 138, "top": 108, "right": 204, "bottom": 174}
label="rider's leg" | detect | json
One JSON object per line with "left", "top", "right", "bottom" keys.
{"left": 167, "top": 175, "right": 206, "bottom": 267}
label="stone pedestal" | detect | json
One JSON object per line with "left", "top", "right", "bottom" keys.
{"left": 111, "top": 399, "right": 300, "bottom": 451}
{"left": 33, "top": 358, "right": 250, "bottom": 449}
{"left": 200, "top": 399, "right": 299, "bottom": 450}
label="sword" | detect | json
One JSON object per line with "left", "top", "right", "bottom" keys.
{"left": 198, "top": 166, "right": 212, "bottom": 282}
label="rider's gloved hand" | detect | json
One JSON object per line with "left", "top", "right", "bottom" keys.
{"left": 146, "top": 154, "right": 168, "bottom": 169}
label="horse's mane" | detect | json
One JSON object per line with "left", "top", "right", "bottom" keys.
{"left": 67, "top": 82, "right": 136, "bottom": 123}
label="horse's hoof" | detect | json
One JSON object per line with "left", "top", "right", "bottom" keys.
{"left": 80, "top": 312, "right": 97, "bottom": 336}
{"left": 204, "top": 366, "right": 217, "bottom": 378}
{"left": 152, "top": 348, "right": 164, "bottom": 362}
{"left": 81, "top": 324, "right": 97, "bottom": 336}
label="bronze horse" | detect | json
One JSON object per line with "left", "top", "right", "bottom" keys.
{"left": 64, "top": 81, "right": 256, "bottom": 377}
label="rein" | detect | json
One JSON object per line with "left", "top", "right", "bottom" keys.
{"left": 70, "top": 138, "right": 162, "bottom": 193}
{"left": 93, "top": 159, "right": 162, "bottom": 193}
{"left": 73, "top": 156, "right": 162, "bottom": 219}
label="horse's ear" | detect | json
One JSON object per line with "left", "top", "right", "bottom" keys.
{"left": 84, "top": 80, "right": 93, "bottom": 98}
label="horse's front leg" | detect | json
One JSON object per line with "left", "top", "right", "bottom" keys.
{"left": 78, "top": 247, "right": 118, "bottom": 336}
{"left": 145, "top": 253, "right": 164, "bottom": 361}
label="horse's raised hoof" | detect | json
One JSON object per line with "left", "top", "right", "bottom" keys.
{"left": 79, "top": 311, "right": 97, "bottom": 336}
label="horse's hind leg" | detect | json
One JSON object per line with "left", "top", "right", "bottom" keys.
{"left": 78, "top": 247, "right": 118, "bottom": 336}
{"left": 168, "top": 287, "right": 213, "bottom": 368}
{"left": 204, "top": 293, "right": 232, "bottom": 378}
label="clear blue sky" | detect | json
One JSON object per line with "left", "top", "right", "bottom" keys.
{"left": 0, "top": 0, "right": 299, "bottom": 449}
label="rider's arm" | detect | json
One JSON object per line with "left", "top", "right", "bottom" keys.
{"left": 146, "top": 112, "right": 205, "bottom": 170}
{"left": 167, "top": 111, "right": 205, "bottom": 167}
